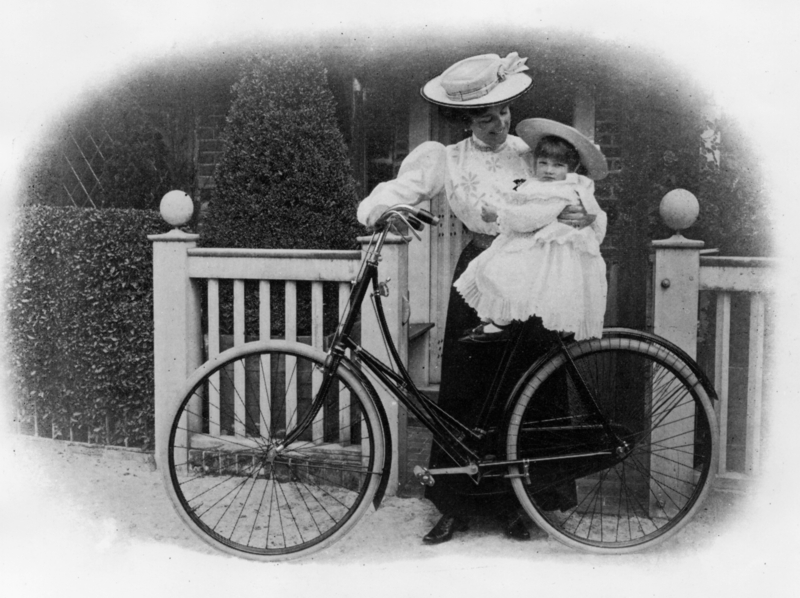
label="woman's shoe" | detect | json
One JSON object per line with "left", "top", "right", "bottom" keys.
{"left": 458, "top": 323, "right": 511, "bottom": 344}
{"left": 504, "top": 513, "right": 531, "bottom": 541}
{"left": 422, "top": 515, "right": 469, "bottom": 544}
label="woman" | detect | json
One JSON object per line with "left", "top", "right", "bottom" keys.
{"left": 357, "top": 52, "right": 606, "bottom": 544}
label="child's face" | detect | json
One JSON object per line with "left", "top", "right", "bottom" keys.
{"left": 534, "top": 156, "right": 571, "bottom": 182}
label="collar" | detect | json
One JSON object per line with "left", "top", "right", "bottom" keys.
{"left": 470, "top": 135, "right": 507, "bottom": 153}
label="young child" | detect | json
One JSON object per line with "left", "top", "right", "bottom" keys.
{"left": 454, "top": 118, "right": 608, "bottom": 342}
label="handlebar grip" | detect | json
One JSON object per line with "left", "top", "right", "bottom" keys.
{"left": 407, "top": 215, "right": 424, "bottom": 232}
{"left": 414, "top": 209, "right": 440, "bottom": 226}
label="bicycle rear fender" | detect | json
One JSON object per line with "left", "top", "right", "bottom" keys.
{"left": 498, "top": 327, "right": 719, "bottom": 437}
{"left": 337, "top": 355, "right": 393, "bottom": 511}
{"left": 602, "top": 327, "right": 719, "bottom": 404}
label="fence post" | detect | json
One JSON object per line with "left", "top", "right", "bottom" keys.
{"left": 359, "top": 234, "right": 409, "bottom": 496}
{"left": 650, "top": 190, "right": 704, "bottom": 511}
{"left": 149, "top": 204, "right": 203, "bottom": 468}
{"left": 652, "top": 190, "right": 704, "bottom": 357}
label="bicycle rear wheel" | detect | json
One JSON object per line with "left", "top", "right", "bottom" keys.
{"left": 160, "top": 341, "right": 386, "bottom": 561}
{"left": 506, "top": 336, "right": 718, "bottom": 553}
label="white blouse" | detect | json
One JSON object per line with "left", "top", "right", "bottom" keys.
{"left": 357, "top": 134, "right": 607, "bottom": 243}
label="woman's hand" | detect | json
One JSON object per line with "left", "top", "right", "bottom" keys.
{"left": 366, "top": 204, "right": 391, "bottom": 230}
{"left": 481, "top": 205, "right": 498, "bottom": 223}
{"left": 557, "top": 204, "right": 596, "bottom": 229}
{"left": 366, "top": 203, "right": 409, "bottom": 235}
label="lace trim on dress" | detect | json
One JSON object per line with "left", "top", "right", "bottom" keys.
{"left": 453, "top": 273, "right": 605, "bottom": 341}
{"left": 470, "top": 135, "right": 508, "bottom": 153}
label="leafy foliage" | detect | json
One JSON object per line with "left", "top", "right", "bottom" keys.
{"left": 5, "top": 206, "right": 170, "bottom": 447}
{"left": 613, "top": 89, "right": 771, "bottom": 258}
{"left": 201, "top": 51, "right": 362, "bottom": 335}
{"left": 25, "top": 89, "right": 195, "bottom": 210}
{"left": 596, "top": 81, "right": 772, "bottom": 328}
{"left": 201, "top": 51, "right": 360, "bottom": 250}
{"left": 694, "top": 114, "right": 772, "bottom": 256}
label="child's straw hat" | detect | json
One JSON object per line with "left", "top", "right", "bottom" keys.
{"left": 517, "top": 118, "right": 609, "bottom": 180}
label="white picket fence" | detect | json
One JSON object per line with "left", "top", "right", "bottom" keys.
{"left": 190, "top": 249, "right": 359, "bottom": 441}
{"left": 150, "top": 232, "right": 409, "bottom": 494}
{"left": 152, "top": 222, "right": 775, "bottom": 494}
{"left": 652, "top": 236, "right": 776, "bottom": 491}
{"left": 701, "top": 256, "right": 775, "bottom": 486}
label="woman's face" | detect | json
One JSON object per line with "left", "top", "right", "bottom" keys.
{"left": 469, "top": 104, "right": 511, "bottom": 148}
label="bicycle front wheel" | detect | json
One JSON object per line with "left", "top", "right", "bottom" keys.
{"left": 506, "top": 336, "right": 718, "bottom": 553}
{"left": 160, "top": 341, "right": 387, "bottom": 561}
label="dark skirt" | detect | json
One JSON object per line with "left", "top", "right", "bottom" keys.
{"left": 424, "top": 240, "right": 576, "bottom": 518}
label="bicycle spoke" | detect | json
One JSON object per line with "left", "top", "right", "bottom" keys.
{"left": 205, "top": 368, "right": 270, "bottom": 449}
{"left": 165, "top": 345, "right": 384, "bottom": 559}
{"left": 181, "top": 457, "right": 260, "bottom": 505}
{"left": 508, "top": 336, "right": 716, "bottom": 551}
{"left": 246, "top": 470, "right": 273, "bottom": 546}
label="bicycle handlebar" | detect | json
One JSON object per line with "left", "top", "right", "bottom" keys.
{"left": 412, "top": 208, "right": 439, "bottom": 226}
{"left": 374, "top": 205, "right": 440, "bottom": 230}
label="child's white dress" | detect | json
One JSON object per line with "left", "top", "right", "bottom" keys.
{"left": 454, "top": 173, "right": 607, "bottom": 340}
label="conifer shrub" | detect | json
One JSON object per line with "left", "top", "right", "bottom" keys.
{"left": 201, "top": 51, "right": 362, "bottom": 336}
{"left": 202, "top": 51, "right": 360, "bottom": 251}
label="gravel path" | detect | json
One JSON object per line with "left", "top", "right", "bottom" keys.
{"left": 1, "top": 432, "right": 796, "bottom": 597}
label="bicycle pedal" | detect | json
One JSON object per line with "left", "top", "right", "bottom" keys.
{"left": 413, "top": 465, "right": 435, "bottom": 487}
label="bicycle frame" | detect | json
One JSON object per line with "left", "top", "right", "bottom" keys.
{"left": 278, "top": 207, "right": 628, "bottom": 480}
{"left": 281, "top": 222, "right": 484, "bottom": 470}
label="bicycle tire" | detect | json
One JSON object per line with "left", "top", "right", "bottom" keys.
{"left": 506, "top": 335, "right": 718, "bottom": 553}
{"left": 159, "top": 340, "right": 387, "bottom": 561}
{"left": 603, "top": 327, "right": 719, "bottom": 405}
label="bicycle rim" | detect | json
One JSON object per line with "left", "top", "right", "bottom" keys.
{"left": 163, "top": 342, "right": 385, "bottom": 560}
{"left": 507, "top": 336, "right": 718, "bottom": 553}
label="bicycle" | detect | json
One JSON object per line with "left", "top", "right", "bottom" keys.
{"left": 159, "top": 204, "right": 719, "bottom": 560}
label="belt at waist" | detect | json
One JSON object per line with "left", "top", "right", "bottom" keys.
{"left": 470, "top": 233, "right": 497, "bottom": 250}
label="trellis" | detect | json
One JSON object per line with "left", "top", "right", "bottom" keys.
{"left": 55, "top": 89, "right": 173, "bottom": 210}
{"left": 60, "top": 118, "right": 114, "bottom": 208}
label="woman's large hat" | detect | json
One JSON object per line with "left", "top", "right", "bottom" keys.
{"left": 516, "top": 118, "right": 609, "bottom": 180}
{"left": 421, "top": 52, "right": 533, "bottom": 108}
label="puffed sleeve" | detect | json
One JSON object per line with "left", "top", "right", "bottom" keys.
{"left": 574, "top": 175, "right": 607, "bottom": 244}
{"left": 356, "top": 141, "right": 447, "bottom": 225}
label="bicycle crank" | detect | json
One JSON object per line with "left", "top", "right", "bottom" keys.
{"left": 413, "top": 463, "right": 479, "bottom": 486}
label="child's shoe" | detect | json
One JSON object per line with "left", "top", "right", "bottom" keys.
{"left": 458, "top": 322, "right": 511, "bottom": 344}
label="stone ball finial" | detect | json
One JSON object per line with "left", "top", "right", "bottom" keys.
{"left": 660, "top": 189, "right": 699, "bottom": 232}
{"left": 160, "top": 190, "right": 194, "bottom": 227}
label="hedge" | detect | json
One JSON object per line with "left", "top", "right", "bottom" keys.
{"left": 200, "top": 51, "right": 362, "bottom": 337}
{"left": 5, "top": 206, "right": 170, "bottom": 448}
{"left": 201, "top": 51, "right": 361, "bottom": 252}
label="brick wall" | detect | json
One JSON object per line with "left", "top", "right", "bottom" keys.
{"left": 593, "top": 90, "right": 625, "bottom": 326}
{"left": 194, "top": 109, "right": 228, "bottom": 204}
{"left": 594, "top": 89, "right": 623, "bottom": 258}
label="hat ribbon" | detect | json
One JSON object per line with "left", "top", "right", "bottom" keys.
{"left": 497, "top": 52, "right": 528, "bottom": 82}
{"left": 447, "top": 52, "right": 529, "bottom": 102}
